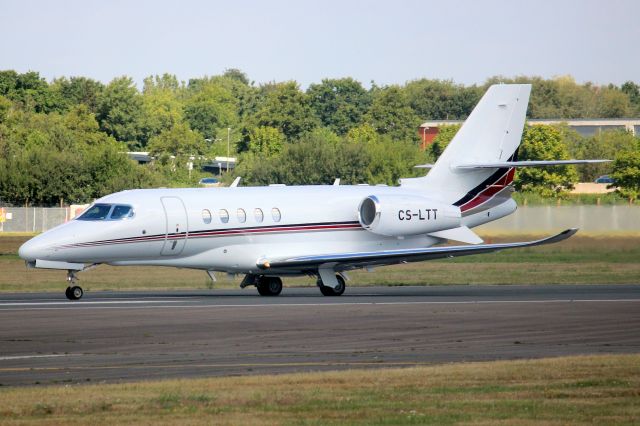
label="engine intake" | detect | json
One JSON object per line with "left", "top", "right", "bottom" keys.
{"left": 358, "top": 194, "right": 461, "bottom": 237}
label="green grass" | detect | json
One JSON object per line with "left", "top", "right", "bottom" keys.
{"left": 1, "top": 234, "right": 639, "bottom": 292}
{"left": 513, "top": 191, "right": 635, "bottom": 205}
{"left": 0, "top": 354, "right": 638, "bottom": 424}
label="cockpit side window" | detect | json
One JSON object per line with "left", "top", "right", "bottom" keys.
{"left": 110, "top": 205, "right": 134, "bottom": 220}
{"left": 78, "top": 204, "right": 113, "bottom": 220}
{"left": 77, "top": 204, "right": 134, "bottom": 221}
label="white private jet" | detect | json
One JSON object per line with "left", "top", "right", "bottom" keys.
{"left": 19, "top": 84, "right": 608, "bottom": 300}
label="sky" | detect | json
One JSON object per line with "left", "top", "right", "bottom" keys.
{"left": 1, "top": 0, "right": 638, "bottom": 88}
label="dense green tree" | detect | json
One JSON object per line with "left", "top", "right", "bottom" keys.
{"left": 621, "top": 81, "right": 640, "bottom": 114}
{"left": 236, "top": 128, "right": 422, "bottom": 187}
{"left": 307, "top": 78, "right": 370, "bottom": 135}
{"left": 251, "top": 81, "right": 319, "bottom": 141}
{"left": 143, "top": 74, "right": 182, "bottom": 93}
{"left": 0, "top": 71, "right": 62, "bottom": 113}
{"left": 147, "top": 122, "right": 205, "bottom": 158}
{"left": 183, "top": 80, "right": 238, "bottom": 141}
{"left": 405, "top": 79, "right": 481, "bottom": 120}
{"left": 96, "top": 77, "right": 145, "bottom": 149}
{"left": 247, "top": 126, "right": 285, "bottom": 157}
{"left": 141, "top": 74, "right": 184, "bottom": 141}
{"left": 514, "top": 125, "right": 579, "bottom": 196}
{"left": 365, "top": 86, "right": 420, "bottom": 142}
{"left": 0, "top": 95, "right": 11, "bottom": 123}
{"left": 428, "top": 124, "right": 460, "bottom": 159}
{"left": 235, "top": 139, "right": 371, "bottom": 186}
{"left": 0, "top": 71, "right": 18, "bottom": 95}
{"left": 0, "top": 106, "right": 159, "bottom": 205}
{"left": 346, "top": 123, "right": 378, "bottom": 145}
{"left": 51, "top": 76, "right": 104, "bottom": 113}
{"left": 565, "top": 129, "right": 637, "bottom": 181}
{"left": 610, "top": 149, "right": 640, "bottom": 202}
{"left": 596, "top": 87, "right": 632, "bottom": 118}
{"left": 223, "top": 68, "right": 250, "bottom": 85}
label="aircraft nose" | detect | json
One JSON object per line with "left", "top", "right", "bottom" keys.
{"left": 18, "top": 236, "right": 53, "bottom": 262}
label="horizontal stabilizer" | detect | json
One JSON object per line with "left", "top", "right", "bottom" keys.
{"left": 453, "top": 159, "right": 611, "bottom": 169}
{"left": 427, "top": 226, "right": 483, "bottom": 244}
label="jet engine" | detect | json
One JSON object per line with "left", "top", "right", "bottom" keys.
{"left": 358, "top": 194, "right": 461, "bottom": 237}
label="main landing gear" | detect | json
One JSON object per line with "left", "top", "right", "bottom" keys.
{"left": 240, "top": 275, "right": 283, "bottom": 296}
{"left": 240, "top": 273, "right": 346, "bottom": 297}
{"left": 65, "top": 270, "right": 84, "bottom": 300}
{"left": 256, "top": 276, "right": 283, "bottom": 296}
{"left": 318, "top": 274, "right": 346, "bottom": 296}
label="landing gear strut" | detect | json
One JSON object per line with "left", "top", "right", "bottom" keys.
{"left": 65, "top": 270, "right": 83, "bottom": 301}
{"left": 318, "top": 274, "right": 346, "bottom": 296}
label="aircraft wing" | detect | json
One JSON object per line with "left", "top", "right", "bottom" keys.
{"left": 258, "top": 228, "right": 577, "bottom": 272}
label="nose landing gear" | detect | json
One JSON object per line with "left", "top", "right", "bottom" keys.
{"left": 65, "top": 270, "right": 84, "bottom": 300}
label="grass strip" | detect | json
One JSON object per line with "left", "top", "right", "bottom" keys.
{"left": 1, "top": 235, "right": 638, "bottom": 292}
{"left": 0, "top": 354, "right": 638, "bottom": 425}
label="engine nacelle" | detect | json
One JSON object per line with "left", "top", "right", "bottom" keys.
{"left": 358, "top": 194, "right": 461, "bottom": 237}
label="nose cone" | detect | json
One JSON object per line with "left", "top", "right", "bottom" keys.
{"left": 19, "top": 235, "right": 54, "bottom": 262}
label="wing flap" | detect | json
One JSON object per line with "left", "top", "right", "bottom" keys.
{"left": 258, "top": 228, "right": 578, "bottom": 271}
{"left": 427, "top": 226, "right": 483, "bottom": 244}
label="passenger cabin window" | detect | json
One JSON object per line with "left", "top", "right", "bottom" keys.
{"left": 202, "top": 209, "right": 212, "bottom": 224}
{"left": 237, "top": 208, "right": 247, "bottom": 223}
{"left": 77, "top": 203, "right": 134, "bottom": 221}
{"left": 254, "top": 208, "right": 264, "bottom": 223}
{"left": 271, "top": 207, "right": 281, "bottom": 222}
{"left": 219, "top": 209, "right": 229, "bottom": 223}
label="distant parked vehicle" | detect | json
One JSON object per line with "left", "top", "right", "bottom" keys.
{"left": 594, "top": 175, "right": 615, "bottom": 184}
{"left": 198, "top": 177, "right": 220, "bottom": 187}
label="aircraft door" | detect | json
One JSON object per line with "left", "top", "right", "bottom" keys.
{"left": 160, "top": 197, "right": 188, "bottom": 256}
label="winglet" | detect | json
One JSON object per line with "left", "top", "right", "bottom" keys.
{"left": 230, "top": 177, "right": 241, "bottom": 187}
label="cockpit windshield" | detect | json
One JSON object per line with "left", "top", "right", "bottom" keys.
{"left": 77, "top": 204, "right": 134, "bottom": 221}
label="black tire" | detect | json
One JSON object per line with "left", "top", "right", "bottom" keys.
{"left": 69, "top": 285, "right": 83, "bottom": 300}
{"left": 319, "top": 275, "right": 346, "bottom": 296}
{"left": 65, "top": 286, "right": 72, "bottom": 300}
{"left": 257, "top": 277, "right": 282, "bottom": 296}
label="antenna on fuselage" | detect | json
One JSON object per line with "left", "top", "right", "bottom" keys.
{"left": 230, "top": 177, "right": 241, "bottom": 188}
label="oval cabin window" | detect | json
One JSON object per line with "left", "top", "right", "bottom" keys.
{"left": 202, "top": 209, "right": 212, "bottom": 224}
{"left": 219, "top": 209, "right": 229, "bottom": 223}
{"left": 237, "top": 208, "right": 247, "bottom": 223}
{"left": 271, "top": 207, "right": 281, "bottom": 222}
{"left": 254, "top": 208, "right": 264, "bottom": 223}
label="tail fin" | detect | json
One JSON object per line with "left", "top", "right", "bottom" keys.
{"left": 402, "top": 84, "right": 531, "bottom": 211}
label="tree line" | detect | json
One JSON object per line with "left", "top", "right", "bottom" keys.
{"left": 0, "top": 69, "right": 639, "bottom": 206}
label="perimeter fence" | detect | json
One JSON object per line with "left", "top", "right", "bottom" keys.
{"left": 0, "top": 205, "right": 638, "bottom": 234}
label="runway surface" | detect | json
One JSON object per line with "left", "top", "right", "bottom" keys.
{"left": 1, "top": 285, "right": 639, "bottom": 386}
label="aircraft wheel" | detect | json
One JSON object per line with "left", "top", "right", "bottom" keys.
{"left": 319, "top": 275, "right": 345, "bottom": 296}
{"left": 257, "top": 277, "right": 282, "bottom": 296}
{"left": 67, "top": 285, "right": 83, "bottom": 300}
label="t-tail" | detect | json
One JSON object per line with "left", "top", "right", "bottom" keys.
{"left": 402, "top": 83, "right": 609, "bottom": 218}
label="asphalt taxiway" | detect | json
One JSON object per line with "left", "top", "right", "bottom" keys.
{"left": 1, "top": 285, "right": 639, "bottom": 386}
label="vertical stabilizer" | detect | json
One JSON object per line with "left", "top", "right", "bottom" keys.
{"left": 402, "top": 84, "right": 531, "bottom": 209}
